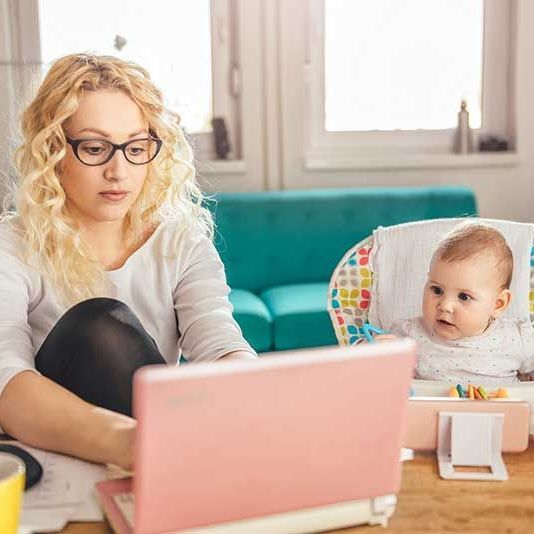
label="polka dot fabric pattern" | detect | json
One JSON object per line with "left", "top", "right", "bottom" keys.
{"left": 329, "top": 240, "right": 534, "bottom": 346}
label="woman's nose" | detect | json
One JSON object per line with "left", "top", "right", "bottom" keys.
{"left": 104, "top": 150, "right": 129, "bottom": 181}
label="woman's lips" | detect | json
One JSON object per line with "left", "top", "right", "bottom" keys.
{"left": 99, "top": 191, "right": 129, "bottom": 202}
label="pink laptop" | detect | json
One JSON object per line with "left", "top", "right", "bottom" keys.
{"left": 97, "top": 339, "right": 416, "bottom": 533}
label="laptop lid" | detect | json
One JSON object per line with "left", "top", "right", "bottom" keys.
{"left": 133, "top": 339, "right": 416, "bottom": 532}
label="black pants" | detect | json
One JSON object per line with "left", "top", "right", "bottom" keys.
{"left": 35, "top": 298, "right": 166, "bottom": 417}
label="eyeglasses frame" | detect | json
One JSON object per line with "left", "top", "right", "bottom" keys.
{"left": 66, "top": 136, "right": 163, "bottom": 166}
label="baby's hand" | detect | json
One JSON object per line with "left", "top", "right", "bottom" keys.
{"left": 373, "top": 334, "right": 399, "bottom": 342}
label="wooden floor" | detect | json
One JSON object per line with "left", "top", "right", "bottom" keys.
{"left": 63, "top": 443, "right": 534, "bottom": 534}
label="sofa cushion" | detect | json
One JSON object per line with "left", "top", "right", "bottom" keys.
{"left": 229, "top": 289, "right": 272, "bottom": 352}
{"left": 260, "top": 283, "right": 337, "bottom": 350}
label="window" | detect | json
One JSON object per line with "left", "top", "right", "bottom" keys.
{"left": 305, "top": 0, "right": 513, "bottom": 163}
{"left": 325, "top": 0, "right": 483, "bottom": 132}
{"left": 37, "top": 0, "right": 239, "bottom": 159}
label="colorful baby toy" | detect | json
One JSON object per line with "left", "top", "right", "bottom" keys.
{"left": 361, "top": 323, "right": 389, "bottom": 343}
{"left": 448, "top": 384, "right": 508, "bottom": 399}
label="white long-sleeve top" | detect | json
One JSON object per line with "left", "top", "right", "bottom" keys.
{"left": 391, "top": 316, "right": 534, "bottom": 385}
{"left": 0, "top": 219, "right": 256, "bottom": 397}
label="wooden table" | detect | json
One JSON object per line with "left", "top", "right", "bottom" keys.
{"left": 63, "top": 444, "right": 534, "bottom": 534}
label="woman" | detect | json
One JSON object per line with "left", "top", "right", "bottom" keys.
{"left": 0, "top": 54, "right": 256, "bottom": 469}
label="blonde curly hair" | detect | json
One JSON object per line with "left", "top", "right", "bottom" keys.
{"left": 6, "top": 53, "right": 212, "bottom": 305}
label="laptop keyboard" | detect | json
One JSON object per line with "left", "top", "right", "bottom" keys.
{"left": 113, "top": 492, "right": 135, "bottom": 528}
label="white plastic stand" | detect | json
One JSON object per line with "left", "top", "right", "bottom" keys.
{"left": 437, "top": 412, "right": 508, "bottom": 481}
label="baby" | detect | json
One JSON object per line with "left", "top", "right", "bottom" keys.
{"left": 379, "top": 222, "right": 534, "bottom": 385}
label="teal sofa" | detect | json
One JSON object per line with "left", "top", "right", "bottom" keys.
{"left": 210, "top": 187, "right": 477, "bottom": 352}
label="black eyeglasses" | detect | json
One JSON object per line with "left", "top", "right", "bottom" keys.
{"left": 66, "top": 137, "right": 163, "bottom": 166}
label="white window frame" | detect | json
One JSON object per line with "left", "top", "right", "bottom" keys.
{"left": 304, "top": 0, "right": 514, "bottom": 165}
{"left": 195, "top": 0, "right": 241, "bottom": 161}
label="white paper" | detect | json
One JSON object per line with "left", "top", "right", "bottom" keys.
{"left": 20, "top": 506, "right": 76, "bottom": 533}
{"left": 20, "top": 444, "right": 106, "bottom": 509}
{"left": 69, "top": 489, "right": 104, "bottom": 521}
{"left": 20, "top": 490, "right": 103, "bottom": 533}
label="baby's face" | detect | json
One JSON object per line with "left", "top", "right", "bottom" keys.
{"left": 422, "top": 254, "right": 507, "bottom": 340}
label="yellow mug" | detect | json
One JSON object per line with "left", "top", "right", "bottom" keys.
{"left": 0, "top": 451, "right": 25, "bottom": 534}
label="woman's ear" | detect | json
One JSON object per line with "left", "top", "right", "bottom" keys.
{"left": 493, "top": 289, "right": 512, "bottom": 318}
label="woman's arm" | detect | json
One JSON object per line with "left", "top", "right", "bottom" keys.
{"left": 173, "top": 230, "right": 257, "bottom": 362}
{"left": 0, "top": 371, "right": 135, "bottom": 469}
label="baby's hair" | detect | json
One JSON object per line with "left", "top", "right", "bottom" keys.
{"left": 434, "top": 222, "right": 513, "bottom": 290}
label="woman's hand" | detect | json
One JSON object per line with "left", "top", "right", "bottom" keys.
{"left": 99, "top": 408, "right": 137, "bottom": 470}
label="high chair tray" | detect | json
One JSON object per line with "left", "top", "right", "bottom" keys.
{"left": 404, "top": 397, "right": 530, "bottom": 452}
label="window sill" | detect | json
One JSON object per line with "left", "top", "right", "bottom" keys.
{"left": 197, "top": 159, "right": 246, "bottom": 176}
{"left": 304, "top": 152, "right": 520, "bottom": 171}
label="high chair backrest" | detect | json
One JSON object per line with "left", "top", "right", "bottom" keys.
{"left": 328, "top": 219, "right": 534, "bottom": 346}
